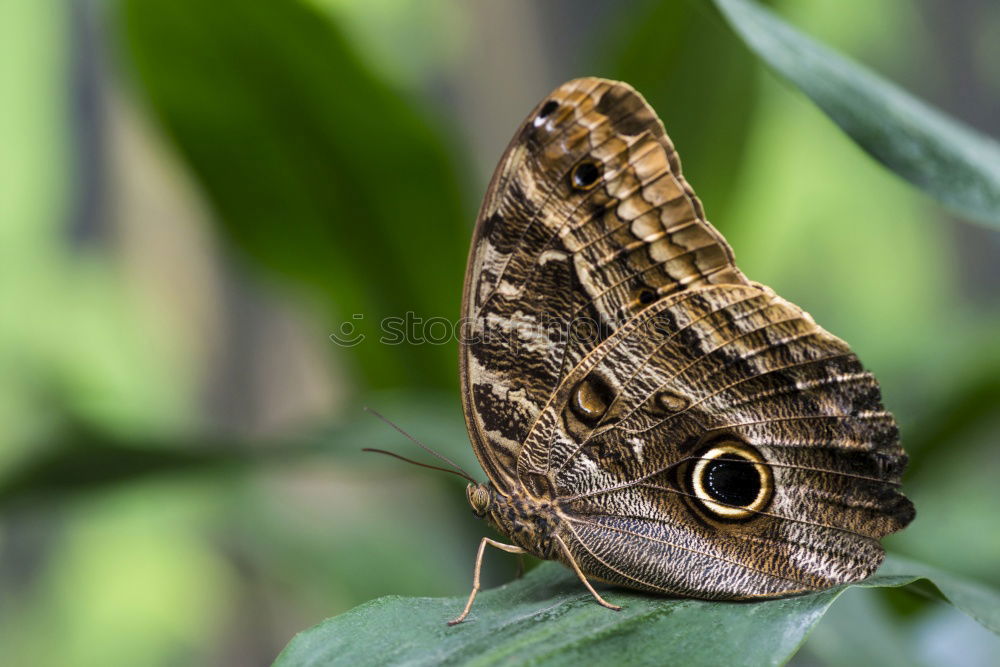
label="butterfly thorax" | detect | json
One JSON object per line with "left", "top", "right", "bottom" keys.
{"left": 465, "top": 482, "right": 559, "bottom": 559}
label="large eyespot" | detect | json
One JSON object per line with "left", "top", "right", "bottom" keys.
{"left": 570, "top": 160, "right": 602, "bottom": 190}
{"left": 689, "top": 442, "right": 773, "bottom": 520}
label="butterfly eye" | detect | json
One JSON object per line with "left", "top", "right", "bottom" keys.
{"left": 689, "top": 442, "right": 773, "bottom": 520}
{"left": 465, "top": 483, "right": 492, "bottom": 518}
{"left": 570, "top": 161, "right": 602, "bottom": 190}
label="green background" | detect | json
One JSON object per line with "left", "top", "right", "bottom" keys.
{"left": 2, "top": 0, "right": 999, "bottom": 664}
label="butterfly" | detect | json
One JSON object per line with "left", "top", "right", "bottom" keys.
{"left": 449, "top": 77, "right": 914, "bottom": 624}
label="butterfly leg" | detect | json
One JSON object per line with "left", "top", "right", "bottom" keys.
{"left": 448, "top": 537, "right": 527, "bottom": 625}
{"left": 555, "top": 535, "right": 621, "bottom": 612}
{"left": 514, "top": 553, "right": 526, "bottom": 579}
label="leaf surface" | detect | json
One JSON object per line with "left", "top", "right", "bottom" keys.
{"left": 273, "top": 555, "right": 1000, "bottom": 666}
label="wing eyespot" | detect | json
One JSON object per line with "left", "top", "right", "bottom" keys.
{"left": 654, "top": 389, "right": 689, "bottom": 414}
{"left": 570, "top": 374, "right": 613, "bottom": 424}
{"left": 533, "top": 100, "right": 560, "bottom": 128}
{"left": 538, "top": 100, "right": 559, "bottom": 118}
{"left": 628, "top": 286, "right": 665, "bottom": 316}
{"left": 688, "top": 441, "right": 773, "bottom": 521}
{"left": 570, "top": 160, "right": 602, "bottom": 190}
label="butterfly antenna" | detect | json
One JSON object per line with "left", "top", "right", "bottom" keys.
{"left": 362, "top": 448, "right": 474, "bottom": 482}
{"left": 363, "top": 406, "right": 476, "bottom": 483}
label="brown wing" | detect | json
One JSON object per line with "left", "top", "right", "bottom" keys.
{"left": 460, "top": 78, "right": 746, "bottom": 488}
{"left": 517, "top": 284, "right": 913, "bottom": 597}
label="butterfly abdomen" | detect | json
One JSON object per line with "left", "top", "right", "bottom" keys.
{"left": 485, "top": 489, "right": 564, "bottom": 560}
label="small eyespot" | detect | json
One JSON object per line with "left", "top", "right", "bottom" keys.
{"left": 629, "top": 286, "right": 660, "bottom": 315}
{"left": 655, "top": 389, "right": 688, "bottom": 413}
{"left": 539, "top": 100, "right": 558, "bottom": 118}
{"left": 533, "top": 100, "right": 559, "bottom": 127}
{"left": 571, "top": 161, "right": 602, "bottom": 190}
{"left": 689, "top": 442, "right": 773, "bottom": 520}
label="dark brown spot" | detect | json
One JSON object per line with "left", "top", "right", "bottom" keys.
{"left": 595, "top": 88, "right": 650, "bottom": 137}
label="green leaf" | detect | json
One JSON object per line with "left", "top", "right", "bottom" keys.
{"left": 902, "top": 358, "right": 1000, "bottom": 470}
{"left": 712, "top": 0, "right": 1000, "bottom": 228}
{"left": 118, "top": 0, "right": 471, "bottom": 389}
{"left": 272, "top": 555, "right": 999, "bottom": 666}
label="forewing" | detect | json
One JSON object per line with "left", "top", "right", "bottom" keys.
{"left": 519, "top": 284, "right": 913, "bottom": 597}
{"left": 461, "top": 77, "right": 746, "bottom": 487}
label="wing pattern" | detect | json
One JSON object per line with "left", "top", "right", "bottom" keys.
{"left": 459, "top": 77, "right": 913, "bottom": 599}
{"left": 518, "top": 284, "right": 911, "bottom": 596}
{"left": 462, "top": 78, "right": 745, "bottom": 486}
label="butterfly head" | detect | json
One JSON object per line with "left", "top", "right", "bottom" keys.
{"left": 465, "top": 482, "right": 494, "bottom": 518}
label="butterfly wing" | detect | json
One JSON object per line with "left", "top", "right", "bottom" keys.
{"left": 462, "top": 77, "right": 912, "bottom": 597}
{"left": 461, "top": 78, "right": 745, "bottom": 489}
{"left": 517, "top": 283, "right": 913, "bottom": 597}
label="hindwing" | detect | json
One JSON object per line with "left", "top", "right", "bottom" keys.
{"left": 518, "top": 284, "right": 912, "bottom": 596}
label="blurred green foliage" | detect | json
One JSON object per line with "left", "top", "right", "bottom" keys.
{"left": 121, "top": 0, "right": 470, "bottom": 390}
{"left": 716, "top": 0, "right": 1000, "bottom": 228}
{"left": 1, "top": 0, "right": 999, "bottom": 665}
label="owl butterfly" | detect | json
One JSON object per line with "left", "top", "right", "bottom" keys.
{"left": 450, "top": 77, "right": 913, "bottom": 624}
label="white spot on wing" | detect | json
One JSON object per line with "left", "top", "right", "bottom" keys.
{"left": 628, "top": 438, "right": 645, "bottom": 464}
{"left": 496, "top": 280, "right": 523, "bottom": 297}
{"left": 538, "top": 249, "right": 568, "bottom": 265}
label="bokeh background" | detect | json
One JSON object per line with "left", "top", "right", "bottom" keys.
{"left": 3, "top": 0, "right": 999, "bottom": 665}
